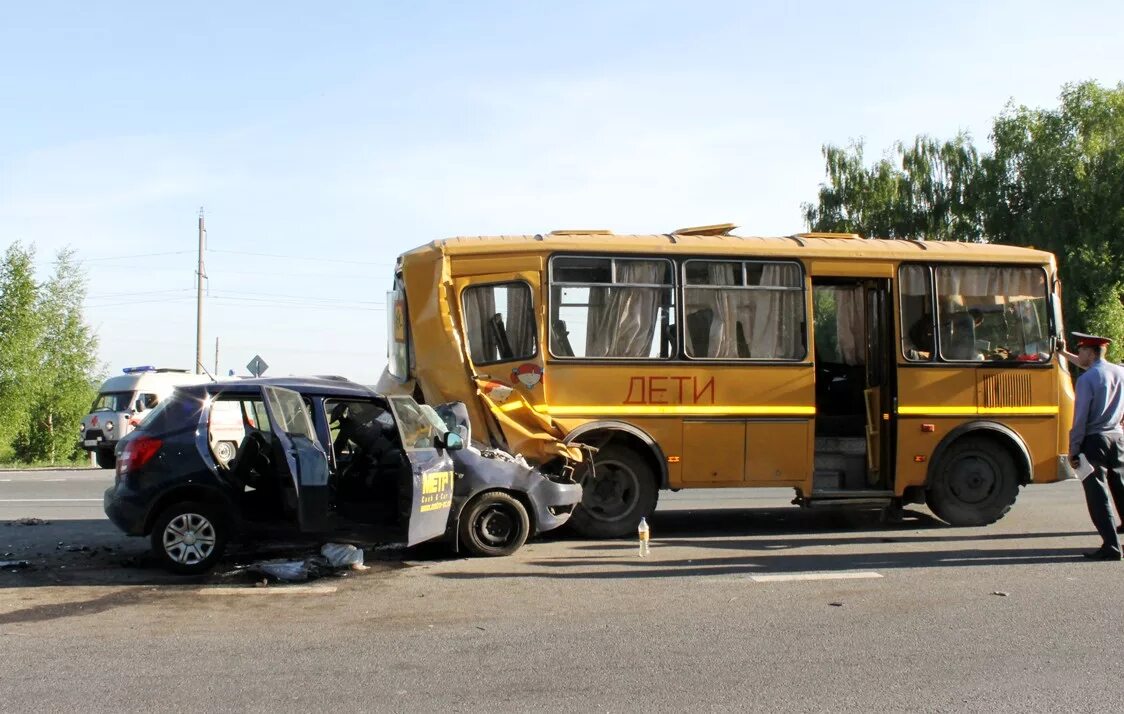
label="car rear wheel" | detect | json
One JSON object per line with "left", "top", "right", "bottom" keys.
{"left": 95, "top": 449, "right": 115, "bottom": 469}
{"left": 459, "top": 492, "right": 530, "bottom": 557}
{"left": 150, "top": 501, "right": 229, "bottom": 574}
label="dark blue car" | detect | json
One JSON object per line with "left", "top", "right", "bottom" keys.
{"left": 104, "top": 377, "right": 581, "bottom": 573}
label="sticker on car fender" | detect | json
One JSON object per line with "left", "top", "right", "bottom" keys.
{"left": 419, "top": 470, "right": 453, "bottom": 512}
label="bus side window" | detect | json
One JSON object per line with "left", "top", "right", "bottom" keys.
{"left": 462, "top": 282, "right": 536, "bottom": 365}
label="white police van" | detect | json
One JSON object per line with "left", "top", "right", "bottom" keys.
{"left": 81, "top": 367, "right": 212, "bottom": 468}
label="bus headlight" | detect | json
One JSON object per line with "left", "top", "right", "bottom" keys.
{"left": 105, "top": 421, "right": 115, "bottom": 433}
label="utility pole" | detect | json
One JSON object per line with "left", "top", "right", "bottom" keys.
{"left": 195, "top": 208, "right": 206, "bottom": 374}
{"left": 214, "top": 337, "right": 220, "bottom": 376}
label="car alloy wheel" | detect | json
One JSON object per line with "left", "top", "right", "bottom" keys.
{"left": 162, "top": 512, "right": 218, "bottom": 566}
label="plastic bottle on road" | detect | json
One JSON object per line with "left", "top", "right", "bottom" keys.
{"left": 638, "top": 517, "right": 650, "bottom": 557}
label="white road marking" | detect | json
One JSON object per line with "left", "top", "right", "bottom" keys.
{"left": 196, "top": 585, "right": 338, "bottom": 595}
{"left": 0, "top": 498, "right": 103, "bottom": 502}
{"left": 749, "top": 571, "right": 883, "bottom": 583}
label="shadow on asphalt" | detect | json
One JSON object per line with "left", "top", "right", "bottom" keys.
{"left": 1, "top": 506, "right": 1099, "bottom": 589}
{"left": 430, "top": 506, "right": 1099, "bottom": 579}
{"left": 0, "top": 518, "right": 409, "bottom": 590}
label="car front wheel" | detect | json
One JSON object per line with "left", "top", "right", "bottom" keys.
{"left": 149, "top": 501, "right": 229, "bottom": 574}
{"left": 459, "top": 492, "right": 530, "bottom": 557}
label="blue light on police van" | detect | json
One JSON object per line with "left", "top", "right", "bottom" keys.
{"left": 122, "top": 365, "right": 156, "bottom": 374}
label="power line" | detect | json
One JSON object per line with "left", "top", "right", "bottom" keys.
{"left": 207, "top": 248, "right": 394, "bottom": 267}
{"left": 210, "top": 298, "right": 385, "bottom": 312}
{"left": 209, "top": 289, "right": 384, "bottom": 305}
{"left": 78, "top": 250, "right": 195, "bottom": 262}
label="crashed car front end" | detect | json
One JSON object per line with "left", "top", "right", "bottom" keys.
{"left": 451, "top": 445, "right": 582, "bottom": 535}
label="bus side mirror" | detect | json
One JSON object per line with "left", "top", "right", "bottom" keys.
{"left": 134, "top": 399, "right": 145, "bottom": 412}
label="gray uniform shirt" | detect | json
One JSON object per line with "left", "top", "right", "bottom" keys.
{"left": 1069, "top": 359, "right": 1124, "bottom": 456}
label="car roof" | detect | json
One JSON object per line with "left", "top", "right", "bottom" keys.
{"left": 178, "top": 376, "right": 384, "bottom": 400}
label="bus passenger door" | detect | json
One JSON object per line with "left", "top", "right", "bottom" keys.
{"left": 452, "top": 271, "right": 562, "bottom": 459}
{"left": 811, "top": 277, "right": 894, "bottom": 494}
{"left": 863, "top": 280, "right": 895, "bottom": 487}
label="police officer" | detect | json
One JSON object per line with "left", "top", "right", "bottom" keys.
{"left": 1066, "top": 333, "right": 1124, "bottom": 560}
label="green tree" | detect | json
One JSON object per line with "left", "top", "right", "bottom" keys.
{"left": 0, "top": 243, "right": 42, "bottom": 458}
{"left": 13, "top": 249, "right": 100, "bottom": 462}
{"left": 802, "top": 134, "right": 982, "bottom": 242}
{"left": 977, "top": 82, "right": 1124, "bottom": 356}
{"left": 802, "top": 80, "right": 1124, "bottom": 356}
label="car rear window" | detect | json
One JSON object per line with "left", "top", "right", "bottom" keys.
{"left": 139, "top": 392, "right": 201, "bottom": 435}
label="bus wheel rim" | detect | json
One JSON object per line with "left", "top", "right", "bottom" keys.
{"left": 948, "top": 454, "right": 997, "bottom": 505}
{"left": 584, "top": 458, "right": 640, "bottom": 521}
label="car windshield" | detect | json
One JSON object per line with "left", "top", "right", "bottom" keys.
{"left": 390, "top": 397, "right": 447, "bottom": 450}
{"left": 92, "top": 392, "right": 134, "bottom": 412}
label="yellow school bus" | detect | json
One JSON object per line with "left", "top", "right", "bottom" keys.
{"left": 378, "top": 224, "right": 1075, "bottom": 537}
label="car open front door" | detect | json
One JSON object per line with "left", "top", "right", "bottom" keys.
{"left": 260, "top": 386, "right": 332, "bottom": 532}
{"left": 387, "top": 396, "right": 455, "bottom": 546}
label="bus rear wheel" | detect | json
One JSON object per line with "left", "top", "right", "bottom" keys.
{"left": 568, "top": 444, "right": 658, "bottom": 539}
{"left": 926, "top": 436, "right": 1019, "bottom": 526}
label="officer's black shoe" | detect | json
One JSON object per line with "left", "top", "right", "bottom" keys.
{"left": 1083, "top": 548, "right": 1123, "bottom": 561}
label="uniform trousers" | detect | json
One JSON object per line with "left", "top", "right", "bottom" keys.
{"left": 1079, "top": 433, "right": 1124, "bottom": 555}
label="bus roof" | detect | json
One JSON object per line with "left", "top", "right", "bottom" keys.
{"left": 402, "top": 232, "right": 1055, "bottom": 265}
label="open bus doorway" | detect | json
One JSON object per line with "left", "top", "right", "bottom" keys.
{"left": 811, "top": 279, "right": 896, "bottom": 497}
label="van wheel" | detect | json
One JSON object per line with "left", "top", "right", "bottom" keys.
{"left": 459, "top": 492, "right": 530, "bottom": 557}
{"left": 95, "top": 449, "right": 115, "bottom": 469}
{"left": 569, "top": 444, "right": 658, "bottom": 538}
{"left": 926, "top": 436, "right": 1019, "bottom": 526}
{"left": 150, "top": 502, "right": 229, "bottom": 575}
{"left": 213, "top": 440, "right": 237, "bottom": 466}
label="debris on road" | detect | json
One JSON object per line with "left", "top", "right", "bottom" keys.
{"left": 13, "top": 517, "right": 49, "bottom": 526}
{"left": 992, "top": 591, "right": 1010, "bottom": 597}
{"left": 321, "top": 543, "right": 370, "bottom": 571}
{"left": 2, "top": 559, "right": 31, "bottom": 570}
{"left": 829, "top": 602, "right": 844, "bottom": 607}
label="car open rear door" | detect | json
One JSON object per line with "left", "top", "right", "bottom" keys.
{"left": 261, "top": 385, "right": 332, "bottom": 532}
{"left": 387, "top": 396, "right": 455, "bottom": 546}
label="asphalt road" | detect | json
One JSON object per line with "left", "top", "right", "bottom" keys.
{"left": 1, "top": 469, "right": 1121, "bottom": 713}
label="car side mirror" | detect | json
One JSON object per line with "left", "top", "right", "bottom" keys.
{"left": 442, "top": 432, "right": 465, "bottom": 452}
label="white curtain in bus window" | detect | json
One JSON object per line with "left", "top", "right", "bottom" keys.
{"left": 900, "top": 265, "right": 935, "bottom": 362}
{"left": 935, "top": 266, "right": 1049, "bottom": 362}
{"left": 550, "top": 257, "right": 674, "bottom": 359}
{"left": 684, "top": 260, "right": 805, "bottom": 359}
{"left": 462, "top": 283, "right": 536, "bottom": 364}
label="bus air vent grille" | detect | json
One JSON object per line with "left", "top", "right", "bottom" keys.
{"left": 980, "top": 372, "right": 1032, "bottom": 408}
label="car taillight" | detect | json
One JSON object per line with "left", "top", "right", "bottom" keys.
{"left": 117, "top": 435, "right": 163, "bottom": 477}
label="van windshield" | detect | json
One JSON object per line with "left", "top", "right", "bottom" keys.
{"left": 92, "top": 392, "right": 134, "bottom": 412}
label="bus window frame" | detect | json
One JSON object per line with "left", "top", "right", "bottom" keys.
{"left": 386, "top": 273, "right": 412, "bottom": 382}
{"left": 547, "top": 254, "right": 677, "bottom": 362}
{"left": 459, "top": 279, "right": 540, "bottom": 367}
{"left": 897, "top": 261, "right": 1055, "bottom": 368}
{"left": 680, "top": 257, "right": 808, "bottom": 362}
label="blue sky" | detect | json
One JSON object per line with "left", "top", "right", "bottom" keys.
{"left": 2, "top": 1, "right": 1121, "bottom": 384}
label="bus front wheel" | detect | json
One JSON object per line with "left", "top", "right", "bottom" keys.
{"left": 569, "top": 443, "right": 658, "bottom": 539}
{"left": 926, "top": 436, "right": 1019, "bottom": 526}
